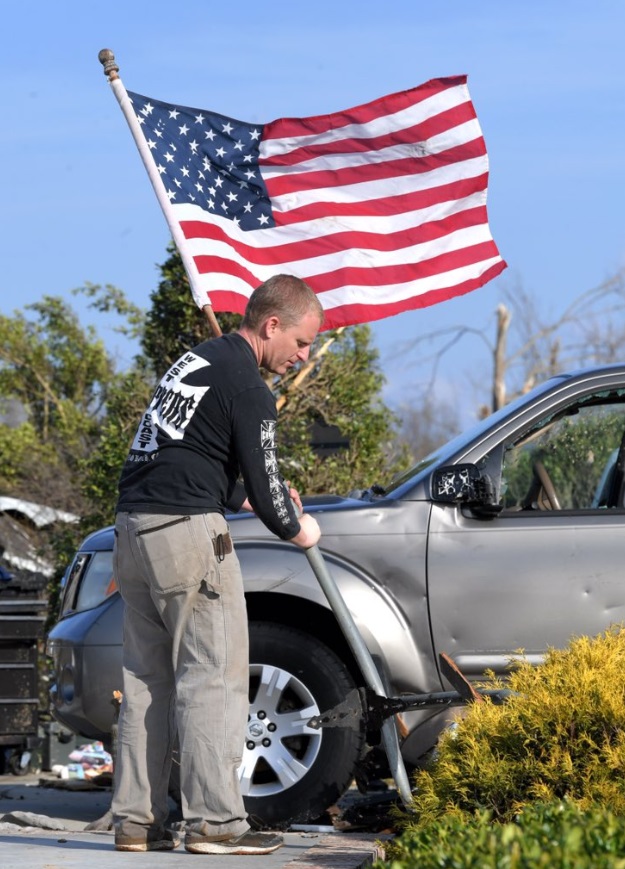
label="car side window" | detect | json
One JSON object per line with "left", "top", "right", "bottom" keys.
{"left": 498, "top": 394, "right": 625, "bottom": 512}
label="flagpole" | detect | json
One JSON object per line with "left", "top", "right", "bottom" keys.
{"left": 97, "top": 49, "right": 222, "bottom": 337}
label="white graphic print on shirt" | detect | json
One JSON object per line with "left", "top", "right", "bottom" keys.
{"left": 261, "top": 420, "right": 290, "bottom": 525}
{"left": 130, "top": 353, "right": 211, "bottom": 456}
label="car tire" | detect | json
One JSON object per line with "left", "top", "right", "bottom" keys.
{"left": 242, "top": 621, "right": 364, "bottom": 830}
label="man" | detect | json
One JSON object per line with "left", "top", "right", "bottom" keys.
{"left": 111, "top": 274, "right": 323, "bottom": 855}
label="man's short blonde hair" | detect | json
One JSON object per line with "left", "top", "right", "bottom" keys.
{"left": 241, "top": 275, "right": 324, "bottom": 331}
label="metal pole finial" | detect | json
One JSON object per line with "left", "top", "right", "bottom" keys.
{"left": 98, "top": 48, "right": 119, "bottom": 81}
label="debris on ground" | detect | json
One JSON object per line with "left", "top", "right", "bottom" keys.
{"left": 0, "top": 810, "right": 69, "bottom": 831}
{"left": 329, "top": 787, "right": 401, "bottom": 833}
{"left": 50, "top": 741, "right": 113, "bottom": 781}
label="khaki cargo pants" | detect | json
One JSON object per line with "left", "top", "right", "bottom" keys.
{"left": 111, "top": 511, "right": 250, "bottom": 839}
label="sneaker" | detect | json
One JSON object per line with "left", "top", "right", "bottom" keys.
{"left": 115, "top": 828, "right": 180, "bottom": 852}
{"left": 185, "top": 829, "right": 284, "bottom": 855}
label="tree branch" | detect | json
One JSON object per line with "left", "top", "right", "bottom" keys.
{"left": 276, "top": 328, "right": 345, "bottom": 413}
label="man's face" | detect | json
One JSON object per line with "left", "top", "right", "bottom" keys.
{"left": 263, "top": 310, "right": 321, "bottom": 375}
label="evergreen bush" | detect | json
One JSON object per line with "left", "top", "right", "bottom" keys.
{"left": 406, "top": 625, "right": 625, "bottom": 826}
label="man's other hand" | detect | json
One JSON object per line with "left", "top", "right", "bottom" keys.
{"left": 290, "top": 513, "right": 321, "bottom": 549}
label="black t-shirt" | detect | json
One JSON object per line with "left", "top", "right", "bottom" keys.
{"left": 116, "top": 333, "right": 300, "bottom": 541}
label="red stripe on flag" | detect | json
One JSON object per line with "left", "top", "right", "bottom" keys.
{"left": 307, "top": 240, "right": 502, "bottom": 293}
{"left": 261, "top": 102, "right": 479, "bottom": 169}
{"left": 263, "top": 140, "right": 487, "bottom": 199}
{"left": 197, "top": 290, "right": 248, "bottom": 316}
{"left": 319, "top": 260, "right": 507, "bottom": 329}
{"left": 263, "top": 76, "right": 468, "bottom": 140}
{"left": 193, "top": 239, "right": 500, "bottom": 294}
{"left": 270, "top": 175, "right": 489, "bottom": 225}
{"left": 181, "top": 206, "right": 489, "bottom": 267}
{"left": 193, "top": 256, "right": 260, "bottom": 288}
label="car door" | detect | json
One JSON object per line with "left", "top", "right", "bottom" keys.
{"left": 427, "top": 388, "right": 625, "bottom": 681}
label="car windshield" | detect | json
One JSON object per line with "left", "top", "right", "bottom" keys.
{"left": 60, "top": 550, "right": 117, "bottom": 615}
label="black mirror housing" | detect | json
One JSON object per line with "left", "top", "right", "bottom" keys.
{"left": 431, "top": 464, "right": 500, "bottom": 515}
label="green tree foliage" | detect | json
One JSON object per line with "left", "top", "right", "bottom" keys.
{"left": 78, "top": 367, "right": 153, "bottom": 534}
{"left": 402, "top": 626, "right": 625, "bottom": 829}
{"left": 0, "top": 293, "right": 131, "bottom": 618}
{"left": 0, "top": 421, "right": 57, "bottom": 492}
{"left": 141, "top": 243, "right": 241, "bottom": 373}
{"left": 275, "top": 325, "right": 409, "bottom": 493}
{"left": 78, "top": 282, "right": 145, "bottom": 341}
{"left": 0, "top": 296, "right": 115, "bottom": 512}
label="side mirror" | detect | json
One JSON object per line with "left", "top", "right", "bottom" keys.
{"left": 431, "top": 464, "right": 501, "bottom": 516}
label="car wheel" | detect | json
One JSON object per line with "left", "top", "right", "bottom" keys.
{"left": 242, "top": 621, "right": 364, "bottom": 829}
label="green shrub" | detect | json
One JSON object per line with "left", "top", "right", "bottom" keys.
{"left": 380, "top": 800, "right": 625, "bottom": 868}
{"left": 407, "top": 625, "right": 625, "bottom": 826}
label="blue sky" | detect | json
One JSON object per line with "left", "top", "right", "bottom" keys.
{"left": 2, "top": 1, "right": 624, "bottom": 423}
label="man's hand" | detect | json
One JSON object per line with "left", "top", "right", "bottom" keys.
{"left": 290, "top": 513, "right": 321, "bottom": 549}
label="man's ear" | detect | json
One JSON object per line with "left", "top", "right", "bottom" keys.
{"left": 261, "top": 316, "right": 280, "bottom": 338}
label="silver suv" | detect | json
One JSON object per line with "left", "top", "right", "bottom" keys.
{"left": 47, "top": 363, "right": 625, "bottom": 827}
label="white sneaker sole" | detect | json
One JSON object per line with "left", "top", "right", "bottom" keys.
{"left": 185, "top": 841, "right": 282, "bottom": 855}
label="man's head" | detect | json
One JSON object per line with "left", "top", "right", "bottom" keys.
{"left": 240, "top": 275, "right": 324, "bottom": 375}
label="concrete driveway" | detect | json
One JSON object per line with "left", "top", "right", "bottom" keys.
{"left": 0, "top": 773, "right": 390, "bottom": 869}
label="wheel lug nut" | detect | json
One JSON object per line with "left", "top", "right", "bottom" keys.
{"left": 262, "top": 738, "right": 271, "bottom": 747}
{"left": 267, "top": 723, "right": 276, "bottom": 732}
{"left": 257, "top": 711, "right": 266, "bottom": 719}
{"left": 246, "top": 741, "right": 255, "bottom": 750}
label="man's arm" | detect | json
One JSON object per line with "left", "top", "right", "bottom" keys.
{"left": 238, "top": 483, "right": 320, "bottom": 548}
{"left": 231, "top": 387, "right": 318, "bottom": 544}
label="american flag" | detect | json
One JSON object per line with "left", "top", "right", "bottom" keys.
{"left": 127, "top": 76, "right": 505, "bottom": 330}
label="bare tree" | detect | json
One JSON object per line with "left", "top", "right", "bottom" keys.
{"left": 493, "top": 303, "right": 512, "bottom": 411}
{"left": 397, "top": 393, "right": 461, "bottom": 462}
{"left": 488, "top": 269, "right": 625, "bottom": 412}
{"left": 396, "top": 268, "right": 625, "bottom": 421}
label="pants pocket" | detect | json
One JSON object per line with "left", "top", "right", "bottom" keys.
{"left": 134, "top": 516, "right": 209, "bottom": 596}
